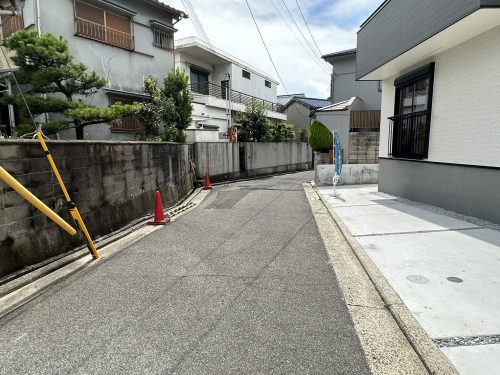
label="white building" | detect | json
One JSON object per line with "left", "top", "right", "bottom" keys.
{"left": 356, "top": 0, "right": 500, "bottom": 224}
{"left": 175, "top": 37, "right": 286, "bottom": 142}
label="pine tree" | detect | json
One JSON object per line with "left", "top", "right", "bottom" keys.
{"left": 2, "top": 30, "right": 138, "bottom": 139}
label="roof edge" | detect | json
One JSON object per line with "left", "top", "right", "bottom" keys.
{"left": 322, "top": 48, "right": 356, "bottom": 59}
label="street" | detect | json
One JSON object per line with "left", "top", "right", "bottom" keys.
{"left": 0, "top": 172, "right": 371, "bottom": 374}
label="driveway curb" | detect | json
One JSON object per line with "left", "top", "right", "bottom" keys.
{"left": 311, "top": 182, "right": 459, "bottom": 375}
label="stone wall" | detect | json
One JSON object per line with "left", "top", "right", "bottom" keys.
{"left": 348, "top": 132, "right": 379, "bottom": 164}
{"left": 0, "top": 140, "right": 194, "bottom": 278}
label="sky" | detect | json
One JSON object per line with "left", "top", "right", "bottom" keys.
{"left": 164, "top": 0, "right": 383, "bottom": 99}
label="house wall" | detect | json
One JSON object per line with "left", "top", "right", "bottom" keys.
{"left": 356, "top": 0, "right": 495, "bottom": 79}
{"left": 283, "top": 102, "right": 311, "bottom": 139}
{"left": 377, "top": 24, "right": 500, "bottom": 223}
{"left": 230, "top": 64, "right": 277, "bottom": 103}
{"left": 379, "top": 25, "right": 500, "bottom": 167}
{"left": 314, "top": 111, "right": 350, "bottom": 163}
{"left": 325, "top": 54, "right": 381, "bottom": 110}
{"left": 20, "top": 0, "right": 178, "bottom": 140}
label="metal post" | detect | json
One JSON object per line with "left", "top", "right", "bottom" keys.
{"left": 35, "top": 132, "right": 100, "bottom": 259}
{"left": 0, "top": 166, "right": 76, "bottom": 236}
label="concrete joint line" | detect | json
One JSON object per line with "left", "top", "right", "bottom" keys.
{"left": 304, "top": 183, "right": 459, "bottom": 375}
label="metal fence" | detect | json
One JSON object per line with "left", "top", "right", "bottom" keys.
{"left": 388, "top": 110, "right": 430, "bottom": 159}
{"left": 75, "top": 17, "right": 134, "bottom": 50}
{"left": 191, "top": 82, "right": 284, "bottom": 113}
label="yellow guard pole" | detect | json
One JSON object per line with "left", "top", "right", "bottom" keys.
{"left": 35, "top": 132, "right": 100, "bottom": 259}
{"left": 0, "top": 166, "right": 76, "bottom": 236}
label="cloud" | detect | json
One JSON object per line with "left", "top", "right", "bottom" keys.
{"left": 165, "top": 0, "right": 382, "bottom": 98}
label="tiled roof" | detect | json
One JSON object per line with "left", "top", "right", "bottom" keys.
{"left": 285, "top": 96, "right": 332, "bottom": 110}
{"left": 141, "top": 0, "right": 188, "bottom": 18}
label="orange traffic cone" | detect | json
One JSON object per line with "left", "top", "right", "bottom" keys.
{"left": 149, "top": 191, "right": 168, "bottom": 225}
{"left": 203, "top": 170, "right": 212, "bottom": 190}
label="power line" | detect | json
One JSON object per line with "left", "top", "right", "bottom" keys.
{"left": 269, "top": 0, "right": 330, "bottom": 75}
{"left": 278, "top": 0, "right": 330, "bottom": 71}
{"left": 295, "top": 0, "right": 322, "bottom": 56}
{"left": 245, "top": 0, "right": 289, "bottom": 95}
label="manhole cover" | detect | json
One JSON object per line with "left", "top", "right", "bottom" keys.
{"left": 447, "top": 277, "right": 464, "bottom": 283}
{"left": 406, "top": 275, "right": 430, "bottom": 284}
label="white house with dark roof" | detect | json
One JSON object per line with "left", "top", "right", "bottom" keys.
{"left": 356, "top": 0, "right": 500, "bottom": 223}
{"left": 175, "top": 36, "right": 286, "bottom": 143}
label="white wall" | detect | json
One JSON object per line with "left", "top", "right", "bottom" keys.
{"left": 380, "top": 25, "right": 500, "bottom": 167}
{"left": 230, "top": 64, "right": 277, "bottom": 103}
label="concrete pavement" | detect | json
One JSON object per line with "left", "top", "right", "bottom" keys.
{"left": 0, "top": 172, "right": 378, "bottom": 374}
{"left": 316, "top": 184, "right": 500, "bottom": 375}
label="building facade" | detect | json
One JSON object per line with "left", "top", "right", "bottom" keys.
{"left": 0, "top": 0, "right": 186, "bottom": 139}
{"left": 281, "top": 97, "right": 331, "bottom": 141}
{"left": 313, "top": 49, "right": 381, "bottom": 165}
{"left": 174, "top": 37, "right": 286, "bottom": 143}
{"left": 357, "top": 0, "right": 500, "bottom": 223}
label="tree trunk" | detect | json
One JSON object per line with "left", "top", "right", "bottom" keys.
{"left": 75, "top": 125, "right": 84, "bottom": 140}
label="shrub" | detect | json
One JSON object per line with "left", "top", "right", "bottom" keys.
{"left": 308, "top": 121, "right": 332, "bottom": 151}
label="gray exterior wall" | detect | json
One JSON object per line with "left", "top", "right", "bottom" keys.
{"left": 22, "top": 0, "right": 181, "bottom": 139}
{"left": 379, "top": 158, "right": 500, "bottom": 224}
{"left": 324, "top": 53, "right": 381, "bottom": 110}
{"left": 194, "top": 142, "right": 312, "bottom": 181}
{"left": 356, "top": 0, "right": 500, "bottom": 79}
{"left": 283, "top": 102, "right": 311, "bottom": 140}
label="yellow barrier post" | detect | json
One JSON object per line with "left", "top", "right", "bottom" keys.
{"left": 0, "top": 166, "right": 77, "bottom": 236}
{"left": 35, "top": 132, "right": 100, "bottom": 259}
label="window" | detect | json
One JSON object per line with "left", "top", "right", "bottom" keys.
{"left": 109, "top": 96, "right": 143, "bottom": 133}
{"left": 265, "top": 80, "right": 271, "bottom": 88}
{"left": 74, "top": 1, "right": 134, "bottom": 50}
{"left": 1, "top": 8, "right": 24, "bottom": 38}
{"left": 152, "top": 29, "right": 174, "bottom": 50}
{"left": 242, "top": 70, "right": 251, "bottom": 79}
{"left": 378, "top": 80, "right": 382, "bottom": 92}
{"left": 190, "top": 68, "right": 209, "bottom": 94}
{"left": 389, "top": 63, "right": 435, "bottom": 159}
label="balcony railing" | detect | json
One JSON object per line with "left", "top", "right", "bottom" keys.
{"left": 190, "top": 81, "right": 284, "bottom": 113}
{"left": 388, "top": 110, "right": 430, "bottom": 159}
{"left": 75, "top": 17, "right": 134, "bottom": 51}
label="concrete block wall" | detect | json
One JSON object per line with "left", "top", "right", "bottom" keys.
{"left": 194, "top": 142, "right": 312, "bottom": 181}
{"left": 348, "top": 132, "right": 380, "bottom": 164}
{"left": 0, "top": 140, "right": 194, "bottom": 278}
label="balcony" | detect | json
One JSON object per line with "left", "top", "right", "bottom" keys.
{"left": 75, "top": 17, "right": 134, "bottom": 51}
{"left": 388, "top": 110, "right": 430, "bottom": 159}
{"left": 190, "top": 81, "right": 284, "bottom": 113}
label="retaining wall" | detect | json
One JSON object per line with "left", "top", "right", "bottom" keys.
{"left": 0, "top": 140, "right": 194, "bottom": 278}
{"left": 315, "top": 164, "right": 379, "bottom": 186}
{"left": 194, "top": 142, "right": 312, "bottom": 181}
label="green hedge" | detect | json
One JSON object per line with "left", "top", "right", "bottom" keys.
{"left": 308, "top": 121, "right": 332, "bottom": 151}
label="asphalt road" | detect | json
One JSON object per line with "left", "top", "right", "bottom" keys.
{"left": 0, "top": 171, "right": 371, "bottom": 374}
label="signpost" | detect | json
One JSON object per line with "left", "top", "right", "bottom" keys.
{"left": 333, "top": 130, "right": 342, "bottom": 196}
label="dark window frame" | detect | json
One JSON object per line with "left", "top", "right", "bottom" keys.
{"left": 242, "top": 70, "right": 251, "bottom": 79}
{"left": 389, "top": 63, "right": 435, "bottom": 160}
{"left": 190, "top": 67, "right": 210, "bottom": 95}
{"left": 265, "top": 80, "right": 271, "bottom": 88}
{"left": 108, "top": 96, "right": 143, "bottom": 134}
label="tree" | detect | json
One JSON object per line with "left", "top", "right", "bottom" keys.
{"left": 234, "top": 100, "right": 271, "bottom": 142}
{"left": 308, "top": 120, "right": 332, "bottom": 151}
{"left": 136, "top": 69, "right": 193, "bottom": 142}
{"left": 266, "top": 122, "right": 296, "bottom": 142}
{"left": 2, "top": 30, "right": 138, "bottom": 139}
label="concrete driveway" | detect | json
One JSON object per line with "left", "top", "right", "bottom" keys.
{"left": 317, "top": 184, "right": 500, "bottom": 375}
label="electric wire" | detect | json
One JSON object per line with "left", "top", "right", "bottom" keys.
{"left": 245, "top": 0, "right": 289, "bottom": 95}
{"left": 295, "top": 0, "right": 322, "bottom": 56}
{"left": 278, "top": 0, "right": 330, "bottom": 71}
{"left": 269, "top": 0, "right": 330, "bottom": 75}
